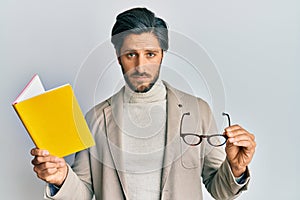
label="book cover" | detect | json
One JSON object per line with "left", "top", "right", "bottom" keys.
{"left": 12, "top": 75, "right": 95, "bottom": 157}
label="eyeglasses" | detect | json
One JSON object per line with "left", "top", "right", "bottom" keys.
{"left": 180, "top": 112, "right": 231, "bottom": 147}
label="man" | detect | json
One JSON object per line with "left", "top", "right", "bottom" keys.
{"left": 31, "top": 7, "right": 256, "bottom": 200}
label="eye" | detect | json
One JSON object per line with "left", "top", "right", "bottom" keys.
{"left": 127, "top": 53, "right": 136, "bottom": 58}
{"left": 147, "top": 52, "right": 156, "bottom": 57}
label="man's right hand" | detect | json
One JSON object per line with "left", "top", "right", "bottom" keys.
{"left": 30, "top": 148, "right": 68, "bottom": 187}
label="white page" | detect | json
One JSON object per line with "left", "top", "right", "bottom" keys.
{"left": 13, "top": 74, "right": 45, "bottom": 104}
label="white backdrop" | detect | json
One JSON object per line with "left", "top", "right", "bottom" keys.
{"left": 1, "top": 0, "right": 299, "bottom": 199}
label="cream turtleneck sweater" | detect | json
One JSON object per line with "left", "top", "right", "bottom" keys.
{"left": 122, "top": 80, "right": 167, "bottom": 200}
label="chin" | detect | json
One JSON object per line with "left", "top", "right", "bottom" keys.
{"left": 130, "top": 82, "right": 154, "bottom": 93}
{"left": 125, "top": 77, "right": 157, "bottom": 93}
{"left": 134, "top": 85, "right": 150, "bottom": 93}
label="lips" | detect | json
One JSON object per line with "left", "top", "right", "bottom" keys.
{"left": 130, "top": 73, "right": 151, "bottom": 80}
{"left": 132, "top": 76, "right": 150, "bottom": 83}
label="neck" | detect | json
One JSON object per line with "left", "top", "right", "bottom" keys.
{"left": 124, "top": 80, "right": 166, "bottom": 103}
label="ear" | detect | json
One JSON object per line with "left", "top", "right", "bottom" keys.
{"left": 117, "top": 57, "right": 122, "bottom": 66}
{"left": 116, "top": 50, "right": 122, "bottom": 65}
{"left": 160, "top": 50, "right": 164, "bottom": 64}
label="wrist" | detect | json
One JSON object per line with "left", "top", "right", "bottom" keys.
{"left": 54, "top": 165, "right": 68, "bottom": 187}
{"left": 231, "top": 165, "right": 247, "bottom": 177}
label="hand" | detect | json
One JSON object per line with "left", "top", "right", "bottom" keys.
{"left": 30, "top": 148, "right": 68, "bottom": 186}
{"left": 224, "top": 125, "right": 256, "bottom": 177}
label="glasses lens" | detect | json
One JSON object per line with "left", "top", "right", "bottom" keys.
{"left": 183, "top": 134, "right": 201, "bottom": 146}
{"left": 208, "top": 135, "right": 227, "bottom": 146}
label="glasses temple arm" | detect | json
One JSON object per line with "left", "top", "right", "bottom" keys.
{"left": 222, "top": 112, "right": 231, "bottom": 127}
{"left": 180, "top": 112, "right": 190, "bottom": 133}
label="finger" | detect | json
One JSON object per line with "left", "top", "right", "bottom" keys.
{"left": 224, "top": 129, "right": 245, "bottom": 138}
{"left": 231, "top": 139, "right": 255, "bottom": 147}
{"left": 230, "top": 131, "right": 255, "bottom": 142}
{"left": 33, "top": 159, "right": 67, "bottom": 176}
{"left": 30, "top": 148, "right": 49, "bottom": 156}
{"left": 228, "top": 137, "right": 256, "bottom": 149}
{"left": 35, "top": 161, "right": 66, "bottom": 171}
{"left": 225, "top": 127, "right": 255, "bottom": 140}
{"left": 34, "top": 164, "right": 57, "bottom": 175}
{"left": 228, "top": 133, "right": 254, "bottom": 143}
{"left": 34, "top": 166, "right": 59, "bottom": 180}
{"left": 224, "top": 124, "right": 242, "bottom": 132}
{"left": 35, "top": 165, "right": 68, "bottom": 185}
{"left": 31, "top": 155, "right": 63, "bottom": 165}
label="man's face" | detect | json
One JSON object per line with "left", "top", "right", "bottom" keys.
{"left": 118, "top": 32, "right": 163, "bottom": 93}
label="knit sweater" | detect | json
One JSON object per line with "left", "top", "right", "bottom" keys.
{"left": 122, "top": 80, "right": 167, "bottom": 200}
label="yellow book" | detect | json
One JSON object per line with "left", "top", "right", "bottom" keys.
{"left": 12, "top": 74, "right": 95, "bottom": 157}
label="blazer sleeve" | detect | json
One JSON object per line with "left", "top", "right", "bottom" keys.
{"left": 44, "top": 150, "right": 94, "bottom": 200}
{"left": 199, "top": 100, "right": 250, "bottom": 200}
{"left": 43, "top": 101, "right": 111, "bottom": 200}
{"left": 202, "top": 151, "right": 250, "bottom": 200}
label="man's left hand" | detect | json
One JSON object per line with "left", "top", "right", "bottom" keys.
{"left": 224, "top": 125, "right": 256, "bottom": 177}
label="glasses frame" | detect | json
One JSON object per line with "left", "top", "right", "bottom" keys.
{"left": 180, "top": 112, "right": 231, "bottom": 147}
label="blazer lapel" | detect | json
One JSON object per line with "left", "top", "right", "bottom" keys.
{"left": 103, "top": 88, "right": 128, "bottom": 198}
{"left": 161, "top": 83, "right": 184, "bottom": 189}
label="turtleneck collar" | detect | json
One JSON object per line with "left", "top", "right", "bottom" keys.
{"left": 124, "top": 80, "right": 166, "bottom": 103}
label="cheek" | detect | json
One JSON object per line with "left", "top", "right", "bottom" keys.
{"left": 120, "top": 58, "right": 134, "bottom": 73}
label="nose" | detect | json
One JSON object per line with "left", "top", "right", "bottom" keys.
{"left": 135, "top": 54, "right": 147, "bottom": 73}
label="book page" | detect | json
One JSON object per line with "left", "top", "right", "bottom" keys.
{"left": 13, "top": 74, "right": 45, "bottom": 104}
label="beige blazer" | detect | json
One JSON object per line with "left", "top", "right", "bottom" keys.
{"left": 45, "top": 82, "right": 249, "bottom": 200}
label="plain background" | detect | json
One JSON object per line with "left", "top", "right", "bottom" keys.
{"left": 1, "top": 0, "right": 299, "bottom": 199}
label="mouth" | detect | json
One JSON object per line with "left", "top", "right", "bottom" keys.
{"left": 125, "top": 72, "right": 157, "bottom": 93}
{"left": 130, "top": 73, "right": 151, "bottom": 81}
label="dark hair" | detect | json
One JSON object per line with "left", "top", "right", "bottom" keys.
{"left": 111, "top": 7, "right": 169, "bottom": 55}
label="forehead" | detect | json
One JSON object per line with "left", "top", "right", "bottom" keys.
{"left": 121, "top": 32, "right": 160, "bottom": 52}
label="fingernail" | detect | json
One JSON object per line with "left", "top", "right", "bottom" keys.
{"left": 229, "top": 138, "right": 235, "bottom": 143}
{"left": 42, "top": 150, "right": 49, "bottom": 156}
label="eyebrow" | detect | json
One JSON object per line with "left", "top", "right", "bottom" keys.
{"left": 121, "top": 48, "right": 161, "bottom": 53}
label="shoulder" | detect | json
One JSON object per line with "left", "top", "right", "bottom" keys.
{"left": 164, "top": 81, "right": 214, "bottom": 124}
{"left": 163, "top": 81, "right": 210, "bottom": 109}
{"left": 85, "top": 87, "right": 124, "bottom": 123}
